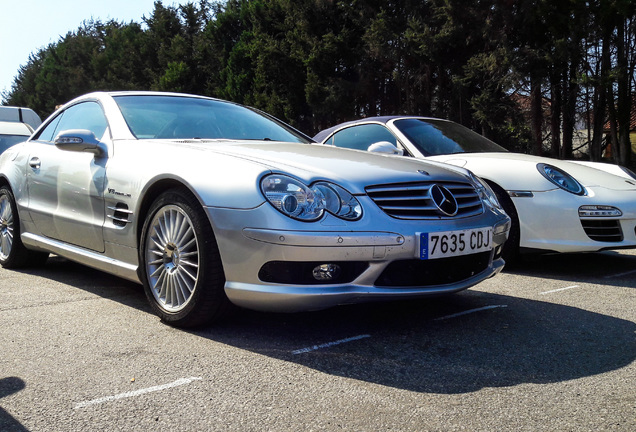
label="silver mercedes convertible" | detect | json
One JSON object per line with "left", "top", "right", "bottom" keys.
{"left": 0, "top": 92, "right": 510, "bottom": 327}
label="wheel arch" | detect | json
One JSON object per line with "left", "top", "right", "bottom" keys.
{"left": 0, "top": 175, "right": 10, "bottom": 190}
{"left": 482, "top": 179, "right": 516, "bottom": 213}
{"left": 135, "top": 179, "right": 204, "bottom": 247}
{"left": 483, "top": 178, "right": 521, "bottom": 262}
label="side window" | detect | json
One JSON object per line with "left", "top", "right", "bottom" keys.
{"left": 331, "top": 124, "right": 398, "bottom": 151}
{"left": 35, "top": 114, "right": 63, "bottom": 142}
{"left": 35, "top": 102, "right": 108, "bottom": 143}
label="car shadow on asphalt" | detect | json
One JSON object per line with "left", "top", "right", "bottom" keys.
{"left": 14, "top": 255, "right": 150, "bottom": 312}
{"left": 10, "top": 253, "right": 636, "bottom": 395}
{"left": 194, "top": 287, "right": 636, "bottom": 394}
{"left": 504, "top": 250, "right": 636, "bottom": 288}
{"left": 0, "top": 377, "right": 29, "bottom": 432}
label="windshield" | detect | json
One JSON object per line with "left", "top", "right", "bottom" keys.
{"left": 114, "top": 95, "right": 310, "bottom": 143}
{"left": 393, "top": 118, "right": 507, "bottom": 156}
{"left": 0, "top": 134, "right": 28, "bottom": 154}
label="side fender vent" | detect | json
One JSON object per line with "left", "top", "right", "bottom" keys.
{"left": 108, "top": 203, "right": 133, "bottom": 227}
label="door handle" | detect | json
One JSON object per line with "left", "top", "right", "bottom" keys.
{"left": 29, "top": 157, "right": 41, "bottom": 169}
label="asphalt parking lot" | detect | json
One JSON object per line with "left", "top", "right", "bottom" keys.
{"left": 1, "top": 251, "right": 635, "bottom": 431}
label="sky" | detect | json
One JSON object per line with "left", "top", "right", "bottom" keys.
{"left": 0, "top": 0, "right": 190, "bottom": 99}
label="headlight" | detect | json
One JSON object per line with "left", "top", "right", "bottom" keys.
{"left": 313, "top": 182, "right": 362, "bottom": 220}
{"left": 537, "top": 163, "right": 585, "bottom": 195}
{"left": 468, "top": 172, "right": 502, "bottom": 210}
{"left": 261, "top": 174, "right": 362, "bottom": 221}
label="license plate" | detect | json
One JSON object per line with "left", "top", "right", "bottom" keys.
{"left": 419, "top": 227, "right": 493, "bottom": 260}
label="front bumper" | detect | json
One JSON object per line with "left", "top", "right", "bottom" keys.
{"left": 513, "top": 187, "right": 636, "bottom": 253}
{"left": 224, "top": 254, "right": 505, "bottom": 313}
{"left": 206, "top": 204, "right": 509, "bottom": 312}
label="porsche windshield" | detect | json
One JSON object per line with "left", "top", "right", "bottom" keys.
{"left": 114, "top": 95, "right": 310, "bottom": 143}
{"left": 393, "top": 118, "right": 507, "bottom": 156}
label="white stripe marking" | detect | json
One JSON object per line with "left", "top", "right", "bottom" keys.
{"left": 292, "top": 334, "right": 371, "bottom": 355}
{"left": 434, "top": 305, "right": 508, "bottom": 321}
{"left": 74, "top": 377, "right": 202, "bottom": 409}
{"left": 604, "top": 269, "right": 636, "bottom": 279}
{"left": 540, "top": 285, "right": 579, "bottom": 295}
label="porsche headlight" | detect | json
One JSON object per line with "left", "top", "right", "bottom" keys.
{"left": 537, "top": 163, "right": 585, "bottom": 195}
{"left": 261, "top": 174, "right": 362, "bottom": 221}
{"left": 468, "top": 172, "right": 502, "bottom": 210}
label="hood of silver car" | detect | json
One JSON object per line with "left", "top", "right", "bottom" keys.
{"left": 164, "top": 140, "right": 472, "bottom": 192}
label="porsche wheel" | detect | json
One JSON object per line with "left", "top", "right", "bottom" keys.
{"left": 140, "top": 188, "right": 230, "bottom": 327}
{"left": 488, "top": 182, "right": 520, "bottom": 264}
{"left": 0, "top": 186, "right": 48, "bottom": 268}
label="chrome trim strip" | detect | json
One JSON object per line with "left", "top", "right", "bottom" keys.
{"left": 242, "top": 228, "right": 405, "bottom": 247}
{"left": 21, "top": 233, "right": 139, "bottom": 282}
{"left": 106, "top": 215, "right": 133, "bottom": 223}
{"left": 107, "top": 206, "right": 134, "bottom": 214}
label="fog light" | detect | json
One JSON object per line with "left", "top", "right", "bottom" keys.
{"left": 579, "top": 205, "right": 622, "bottom": 217}
{"left": 312, "top": 263, "right": 341, "bottom": 281}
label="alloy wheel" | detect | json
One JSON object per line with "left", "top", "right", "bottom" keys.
{"left": 0, "top": 194, "right": 14, "bottom": 261}
{"left": 144, "top": 205, "right": 200, "bottom": 312}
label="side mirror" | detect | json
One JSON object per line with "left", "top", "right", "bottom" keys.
{"left": 54, "top": 129, "right": 107, "bottom": 157}
{"left": 367, "top": 141, "right": 404, "bottom": 156}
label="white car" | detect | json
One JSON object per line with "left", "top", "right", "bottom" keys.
{"left": 314, "top": 116, "right": 636, "bottom": 261}
{"left": 0, "top": 106, "right": 42, "bottom": 154}
{"left": 0, "top": 121, "right": 33, "bottom": 154}
{"left": 0, "top": 106, "right": 42, "bottom": 129}
{"left": 0, "top": 94, "right": 510, "bottom": 327}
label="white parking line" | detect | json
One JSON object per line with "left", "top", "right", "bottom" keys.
{"left": 540, "top": 285, "right": 579, "bottom": 295}
{"left": 74, "top": 377, "right": 202, "bottom": 409}
{"left": 604, "top": 269, "right": 636, "bottom": 279}
{"left": 433, "top": 305, "right": 508, "bottom": 321}
{"left": 293, "top": 306, "right": 510, "bottom": 354}
{"left": 292, "top": 334, "right": 371, "bottom": 355}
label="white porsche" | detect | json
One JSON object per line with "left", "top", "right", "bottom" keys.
{"left": 314, "top": 116, "right": 636, "bottom": 261}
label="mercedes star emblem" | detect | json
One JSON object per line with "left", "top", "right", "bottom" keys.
{"left": 430, "top": 184, "right": 458, "bottom": 216}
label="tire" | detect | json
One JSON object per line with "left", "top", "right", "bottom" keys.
{"left": 488, "top": 182, "right": 521, "bottom": 265}
{"left": 139, "top": 188, "right": 231, "bottom": 327}
{"left": 0, "top": 186, "right": 48, "bottom": 268}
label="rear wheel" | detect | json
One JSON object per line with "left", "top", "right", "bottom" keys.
{"left": 139, "top": 188, "right": 231, "bottom": 327}
{"left": 0, "top": 186, "right": 48, "bottom": 268}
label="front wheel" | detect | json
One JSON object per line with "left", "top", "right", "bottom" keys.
{"left": 139, "top": 189, "right": 231, "bottom": 327}
{"left": 0, "top": 186, "right": 48, "bottom": 268}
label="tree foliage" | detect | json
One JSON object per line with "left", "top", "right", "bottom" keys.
{"left": 2, "top": 0, "right": 635, "bottom": 164}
